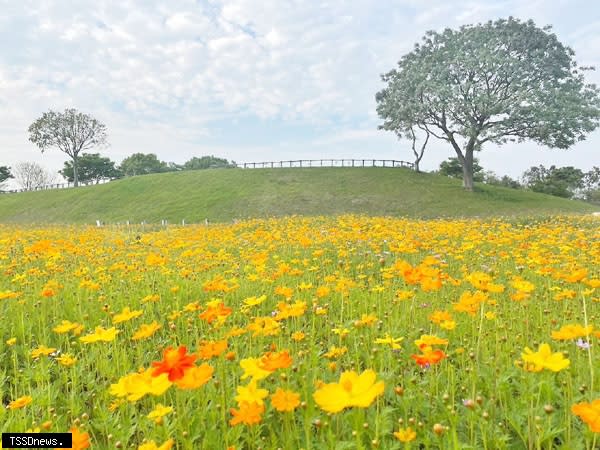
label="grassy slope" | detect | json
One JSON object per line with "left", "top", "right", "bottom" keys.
{"left": 0, "top": 168, "right": 596, "bottom": 224}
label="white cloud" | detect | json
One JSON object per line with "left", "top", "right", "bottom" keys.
{"left": 0, "top": 0, "right": 598, "bottom": 182}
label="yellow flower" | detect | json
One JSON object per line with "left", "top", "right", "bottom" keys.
{"left": 8, "top": 395, "right": 33, "bottom": 409}
{"left": 521, "top": 343, "right": 570, "bottom": 372}
{"left": 313, "top": 369, "right": 384, "bottom": 413}
{"left": 138, "top": 439, "right": 174, "bottom": 450}
{"left": 354, "top": 313, "right": 377, "bottom": 327}
{"left": 132, "top": 321, "right": 162, "bottom": 340}
{"left": 240, "top": 358, "right": 272, "bottom": 381}
{"left": 511, "top": 278, "right": 536, "bottom": 293}
{"left": 56, "top": 354, "right": 77, "bottom": 366}
{"left": 374, "top": 334, "right": 404, "bottom": 350}
{"left": 291, "top": 331, "right": 306, "bottom": 341}
{"left": 242, "top": 295, "right": 267, "bottom": 307}
{"left": 110, "top": 368, "right": 172, "bottom": 402}
{"left": 80, "top": 326, "right": 119, "bottom": 343}
{"left": 394, "top": 427, "right": 417, "bottom": 442}
{"left": 31, "top": 345, "right": 57, "bottom": 359}
{"left": 440, "top": 320, "right": 456, "bottom": 330}
{"left": 6, "top": 337, "right": 16, "bottom": 346}
{"left": 323, "top": 346, "right": 347, "bottom": 359}
{"left": 414, "top": 334, "right": 448, "bottom": 351}
{"left": 53, "top": 320, "right": 83, "bottom": 334}
{"left": 551, "top": 324, "right": 593, "bottom": 340}
{"left": 113, "top": 306, "right": 143, "bottom": 324}
{"left": 234, "top": 380, "right": 269, "bottom": 406}
{"left": 147, "top": 404, "right": 173, "bottom": 424}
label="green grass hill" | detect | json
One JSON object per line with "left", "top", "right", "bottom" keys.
{"left": 0, "top": 168, "right": 597, "bottom": 224}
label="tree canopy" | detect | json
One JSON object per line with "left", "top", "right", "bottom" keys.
{"left": 0, "top": 166, "right": 12, "bottom": 184}
{"left": 376, "top": 17, "right": 600, "bottom": 190}
{"left": 183, "top": 155, "right": 236, "bottom": 170}
{"left": 438, "top": 157, "right": 484, "bottom": 181}
{"left": 522, "top": 165, "right": 585, "bottom": 198}
{"left": 28, "top": 109, "right": 108, "bottom": 187}
{"left": 119, "top": 153, "right": 169, "bottom": 176}
{"left": 60, "top": 153, "right": 121, "bottom": 183}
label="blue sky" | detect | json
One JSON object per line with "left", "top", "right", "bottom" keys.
{"left": 0, "top": 0, "right": 598, "bottom": 183}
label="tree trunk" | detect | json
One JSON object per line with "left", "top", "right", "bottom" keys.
{"left": 462, "top": 149, "right": 474, "bottom": 191}
{"left": 414, "top": 160, "right": 420, "bottom": 172}
{"left": 73, "top": 157, "right": 79, "bottom": 187}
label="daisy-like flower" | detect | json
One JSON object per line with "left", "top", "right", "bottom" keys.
{"left": 270, "top": 388, "right": 300, "bottom": 412}
{"left": 521, "top": 343, "right": 570, "bottom": 372}
{"left": 8, "top": 395, "right": 33, "bottom": 409}
{"left": 313, "top": 369, "right": 384, "bottom": 413}
{"left": 151, "top": 346, "right": 197, "bottom": 381}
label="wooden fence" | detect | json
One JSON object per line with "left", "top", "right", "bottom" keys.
{"left": 237, "top": 159, "right": 414, "bottom": 169}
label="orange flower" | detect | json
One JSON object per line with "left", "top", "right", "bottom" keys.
{"left": 411, "top": 349, "right": 447, "bottom": 367}
{"left": 174, "top": 364, "right": 214, "bottom": 389}
{"left": 271, "top": 388, "right": 300, "bottom": 412}
{"left": 198, "top": 339, "right": 228, "bottom": 360}
{"left": 8, "top": 395, "right": 32, "bottom": 409}
{"left": 572, "top": 399, "right": 600, "bottom": 432}
{"left": 198, "top": 302, "right": 232, "bottom": 324}
{"left": 229, "top": 401, "right": 265, "bottom": 426}
{"left": 152, "top": 346, "right": 197, "bottom": 381}
{"left": 259, "top": 350, "right": 292, "bottom": 371}
{"left": 68, "top": 426, "right": 91, "bottom": 449}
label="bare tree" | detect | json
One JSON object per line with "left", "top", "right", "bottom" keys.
{"left": 13, "top": 162, "right": 56, "bottom": 191}
{"left": 407, "top": 126, "right": 430, "bottom": 173}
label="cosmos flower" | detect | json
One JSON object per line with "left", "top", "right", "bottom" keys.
{"left": 313, "top": 369, "right": 384, "bottom": 413}
{"left": 79, "top": 327, "right": 119, "bottom": 344}
{"left": 572, "top": 399, "right": 600, "bottom": 432}
{"left": 394, "top": 427, "right": 416, "bottom": 442}
{"left": 229, "top": 402, "right": 265, "bottom": 426}
{"left": 174, "top": 364, "right": 214, "bottom": 390}
{"left": 152, "top": 346, "right": 197, "bottom": 381}
{"left": 132, "top": 321, "right": 162, "bottom": 340}
{"left": 8, "top": 395, "right": 32, "bottom": 409}
{"left": 521, "top": 343, "right": 570, "bottom": 372}
{"left": 270, "top": 388, "right": 300, "bottom": 412}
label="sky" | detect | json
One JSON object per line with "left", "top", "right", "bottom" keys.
{"left": 0, "top": 0, "right": 599, "bottom": 187}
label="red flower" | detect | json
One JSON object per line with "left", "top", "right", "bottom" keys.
{"left": 152, "top": 346, "right": 197, "bottom": 381}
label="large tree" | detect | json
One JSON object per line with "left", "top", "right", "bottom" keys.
{"left": 28, "top": 109, "right": 108, "bottom": 187}
{"left": 376, "top": 17, "right": 600, "bottom": 190}
{"left": 60, "top": 153, "right": 121, "bottom": 184}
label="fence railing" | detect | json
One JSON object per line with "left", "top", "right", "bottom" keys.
{"left": 237, "top": 159, "right": 414, "bottom": 169}
{"left": 0, "top": 177, "right": 114, "bottom": 194}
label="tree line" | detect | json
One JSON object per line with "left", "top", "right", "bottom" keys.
{"left": 0, "top": 154, "right": 236, "bottom": 191}
{"left": 436, "top": 157, "right": 600, "bottom": 203}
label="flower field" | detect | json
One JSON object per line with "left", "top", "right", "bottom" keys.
{"left": 0, "top": 215, "right": 599, "bottom": 449}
